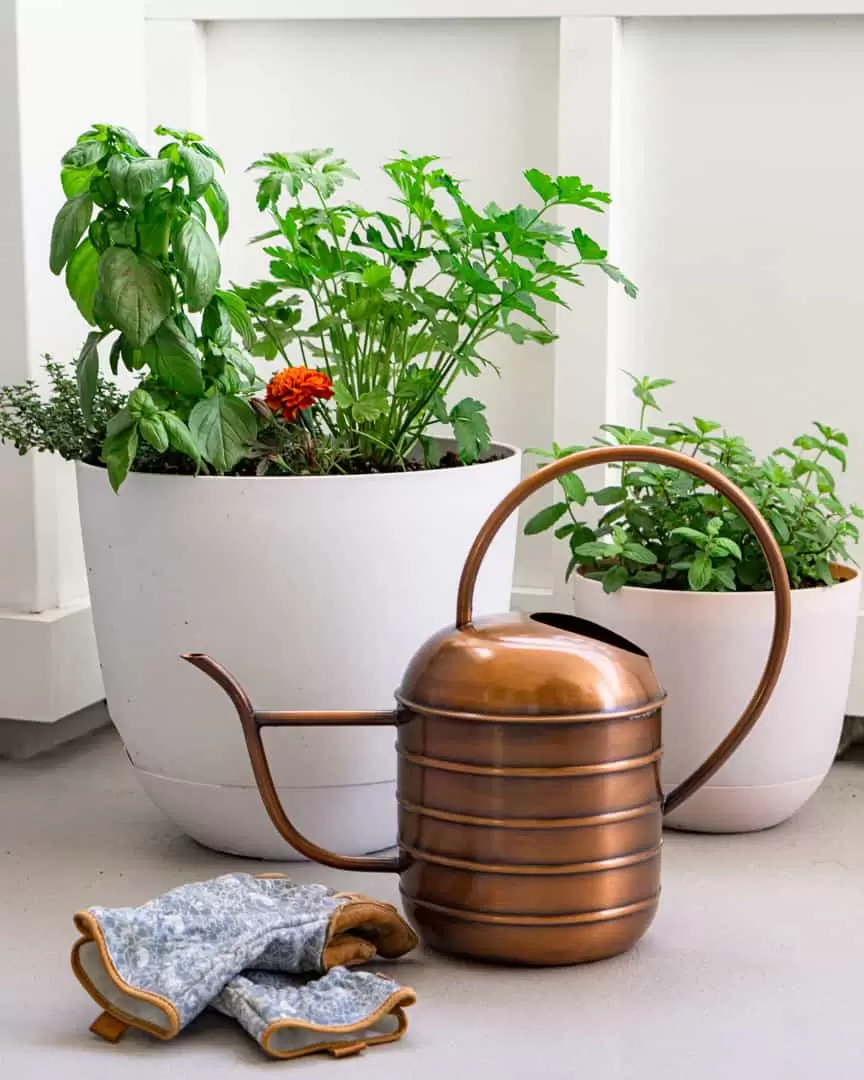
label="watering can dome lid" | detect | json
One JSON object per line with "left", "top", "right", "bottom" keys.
{"left": 397, "top": 612, "right": 664, "bottom": 718}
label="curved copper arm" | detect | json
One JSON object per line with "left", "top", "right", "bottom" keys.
{"left": 183, "top": 653, "right": 402, "bottom": 872}
{"left": 455, "top": 446, "right": 792, "bottom": 816}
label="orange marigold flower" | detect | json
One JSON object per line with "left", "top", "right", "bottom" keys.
{"left": 265, "top": 366, "right": 334, "bottom": 422}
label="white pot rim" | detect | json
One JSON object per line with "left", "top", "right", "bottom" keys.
{"left": 76, "top": 440, "right": 519, "bottom": 486}
{"left": 574, "top": 563, "right": 859, "bottom": 599}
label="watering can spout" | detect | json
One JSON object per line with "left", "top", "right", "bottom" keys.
{"left": 182, "top": 652, "right": 397, "bottom": 727}
{"left": 183, "top": 653, "right": 254, "bottom": 722}
{"left": 181, "top": 652, "right": 401, "bottom": 872}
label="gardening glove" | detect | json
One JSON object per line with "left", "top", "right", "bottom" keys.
{"left": 71, "top": 873, "right": 417, "bottom": 1043}
{"left": 212, "top": 966, "right": 416, "bottom": 1060}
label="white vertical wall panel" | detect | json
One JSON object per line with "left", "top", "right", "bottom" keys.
{"left": 612, "top": 16, "right": 864, "bottom": 709}
{"left": 549, "top": 17, "right": 624, "bottom": 607}
{"left": 145, "top": 20, "right": 207, "bottom": 137}
{"left": 613, "top": 17, "right": 864, "bottom": 470}
{"left": 204, "top": 17, "right": 562, "bottom": 590}
{"left": 0, "top": 0, "right": 145, "bottom": 721}
{"left": 0, "top": 0, "right": 148, "bottom": 615}
{"left": 0, "top": 0, "right": 38, "bottom": 613}
{"left": 14, "top": 1, "right": 148, "bottom": 612}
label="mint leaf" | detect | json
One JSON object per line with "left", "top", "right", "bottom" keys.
{"left": 688, "top": 554, "right": 713, "bottom": 591}
{"left": 524, "top": 503, "right": 568, "bottom": 535}
{"left": 602, "top": 565, "right": 629, "bottom": 593}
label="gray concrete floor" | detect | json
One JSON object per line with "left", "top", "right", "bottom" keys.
{"left": 2, "top": 727, "right": 863, "bottom": 1079}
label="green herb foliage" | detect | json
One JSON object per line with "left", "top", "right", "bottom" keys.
{"left": 0, "top": 359, "right": 332, "bottom": 480}
{"left": 237, "top": 150, "right": 636, "bottom": 470}
{"left": 7, "top": 131, "right": 634, "bottom": 488}
{"left": 526, "top": 376, "right": 863, "bottom": 592}
{"left": 49, "top": 124, "right": 257, "bottom": 490}
{"left": 0, "top": 359, "right": 125, "bottom": 464}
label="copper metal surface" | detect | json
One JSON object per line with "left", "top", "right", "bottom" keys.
{"left": 398, "top": 800, "right": 663, "bottom": 865}
{"left": 182, "top": 653, "right": 402, "bottom": 874}
{"left": 398, "top": 710, "right": 662, "bottom": 765}
{"left": 397, "top": 752, "right": 664, "bottom": 820}
{"left": 399, "top": 848, "right": 661, "bottom": 915}
{"left": 397, "top": 612, "right": 663, "bottom": 717}
{"left": 399, "top": 895, "right": 659, "bottom": 966}
{"left": 184, "top": 446, "right": 792, "bottom": 965}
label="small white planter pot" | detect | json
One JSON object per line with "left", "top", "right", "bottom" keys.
{"left": 77, "top": 445, "right": 521, "bottom": 859}
{"left": 572, "top": 568, "right": 861, "bottom": 832}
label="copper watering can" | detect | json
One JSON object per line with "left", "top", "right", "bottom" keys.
{"left": 185, "top": 447, "right": 791, "bottom": 966}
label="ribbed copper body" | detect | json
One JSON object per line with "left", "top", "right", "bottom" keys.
{"left": 391, "top": 612, "right": 665, "bottom": 965}
{"left": 396, "top": 711, "right": 663, "bottom": 964}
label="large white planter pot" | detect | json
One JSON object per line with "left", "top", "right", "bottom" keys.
{"left": 77, "top": 446, "right": 521, "bottom": 859}
{"left": 572, "top": 569, "right": 861, "bottom": 832}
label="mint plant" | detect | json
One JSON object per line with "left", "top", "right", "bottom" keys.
{"left": 238, "top": 150, "right": 636, "bottom": 470}
{"left": 49, "top": 124, "right": 257, "bottom": 489}
{"left": 527, "top": 376, "right": 862, "bottom": 592}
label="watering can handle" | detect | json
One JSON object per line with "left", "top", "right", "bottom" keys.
{"left": 456, "top": 444, "right": 792, "bottom": 815}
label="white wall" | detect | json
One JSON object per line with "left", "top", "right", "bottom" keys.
{"left": 613, "top": 16, "right": 864, "bottom": 488}
{"left": 5, "top": 3, "right": 864, "bottom": 723}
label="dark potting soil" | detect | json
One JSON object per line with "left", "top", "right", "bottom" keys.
{"left": 94, "top": 448, "right": 507, "bottom": 479}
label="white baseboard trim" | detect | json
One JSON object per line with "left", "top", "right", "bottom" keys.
{"left": 0, "top": 701, "right": 110, "bottom": 758}
{"left": 0, "top": 600, "right": 104, "bottom": 722}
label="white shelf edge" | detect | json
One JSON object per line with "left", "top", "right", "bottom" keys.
{"left": 145, "top": 1, "right": 864, "bottom": 21}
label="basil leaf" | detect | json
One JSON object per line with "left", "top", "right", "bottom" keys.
{"left": 149, "top": 319, "right": 204, "bottom": 396}
{"left": 174, "top": 217, "right": 220, "bottom": 312}
{"left": 125, "top": 157, "right": 173, "bottom": 205}
{"left": 203, "top": 181, "right": 230, "bottom": 241}
{"left": 65, "top": 238, "right": 100, "bottom": 325}
{"left": 50, "top": 194, "right": 93, "bottom": 275}
{"left": 101, "top": 423, "right": 139, "bottom": 493}
{"left": 61, "top": 165, "right": 97, "bottom": 197}
{"left": 98, "top": 247, "right": 172, "bottom": 346}
{"left": 140, "top": 415, "right": 169, "bottom": 453}
{"left": 189, "top": 394, "right": 257, "bottom": 473}
{"left": 75, "top": 330, "right": 106, "bottom": 424}
{"left": 179, "top": 145, "right": 214, "bottom": 199}
{"left": 161, "top": 413, "right": 201, "bottom": 464}
{"left": 214, "top": 289, "right": 254, "bottom": 351}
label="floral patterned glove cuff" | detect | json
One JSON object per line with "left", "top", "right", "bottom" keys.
{"left": 212, "top": 967, "right": 416, "bottom": 1060}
